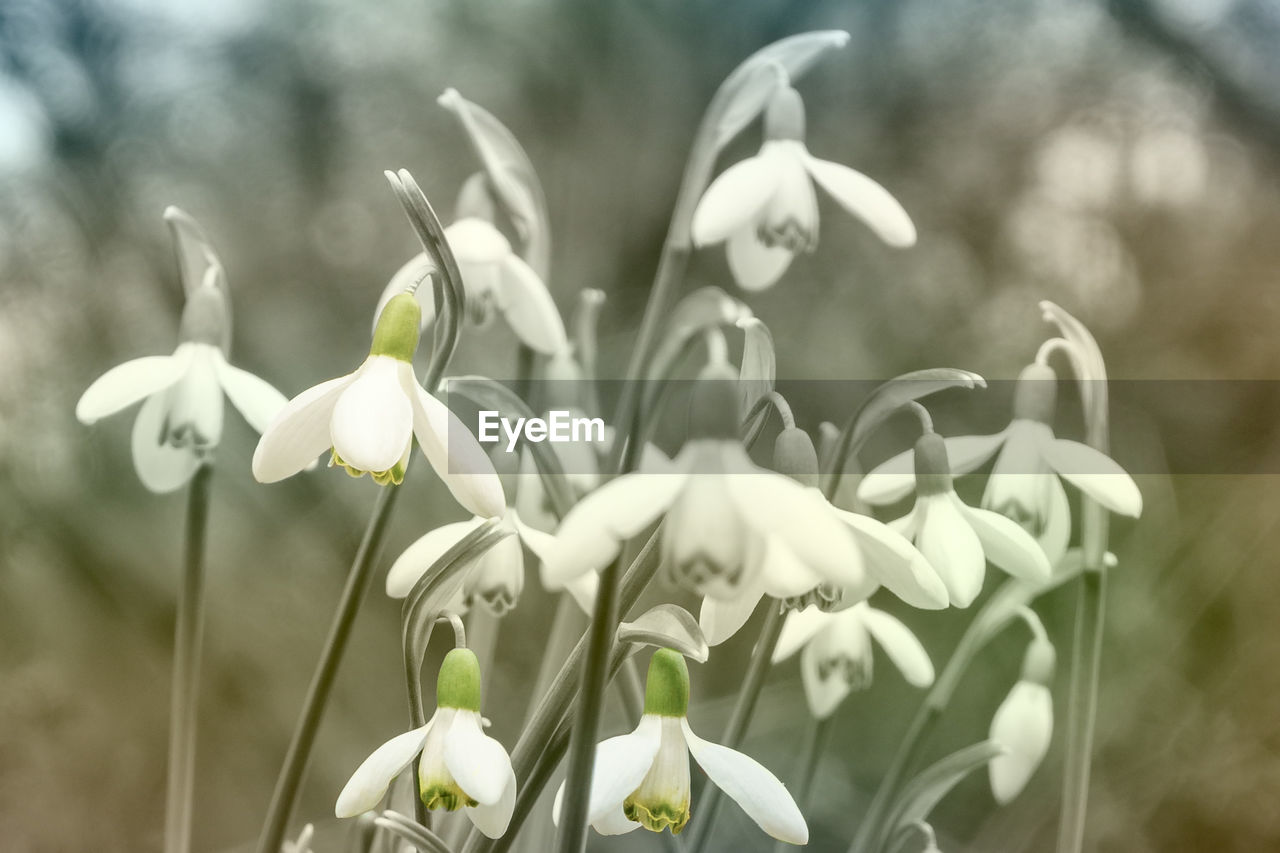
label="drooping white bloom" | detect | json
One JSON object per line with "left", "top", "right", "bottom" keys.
{"left": 552, "top": 649, "right": 807, "bottom": 843}
{"left": 252, "top": 293, "right": 504, "bottom": 517}
{"left": 858, "top": 433, "right": 1051, "bottom": 608}
{"left": 698, "top": 428, "right": 947, "bottom": 646}
{"left": 76, "top": 215, "right": 288, "bottom": 493}
{"left": 858, "top": 363, "right": 1142, "bottom": 565}
{"left": 384, "top": 509, "right": 598, "bottom": 616}
{"left": 772, "top": 600, "right": 934, "bottom": 719}
{"left": 989, "top": 638, "right": 1056, "bottom": 804}
{"left": 691, "top": 85, "right": 916, "bottom": 291}
{"left": 335, "top": 649, "right": 516, "bottom": 839}
{"left": 373, "top": 176, "right": 567, "bottom": 355}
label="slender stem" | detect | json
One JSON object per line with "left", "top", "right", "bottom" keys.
{"left": 686, "top": 605, "right": 786, "bottom": 853}
{"left": 163, "top": 463, "right": 213, "bottom": 853}
{"left": 772, "top": 716, "right": 832, "bottom": 853}
{"left": 467, "top": 608, "right": 502, "bottom": 697}
{"left": 1056, "top": 569, "right": 1106, "bottom": 853}
{"left": 255, "top": 484, "right": 402, "bottom": 853}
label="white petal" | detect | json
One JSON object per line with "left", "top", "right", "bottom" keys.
{"left": 330, "top": 357, "right": 414, "bottom": 474}
{"left": 1039, "top": 474, "right": 1071, "bottom": 568}
{"left": 754, "top": 535, "right": 825, "bottom": 599}
{"left": 699, "top": 588, "right": 764, "bottom": 647}
{"left": 496, "top": 255, "right": 568, "bottom": 355}
{"left": 130, "top": 391, "right": 200, "bottom": 493}
{"left": 563, "top": 571, "right": 599, "bottom": 616}
{"left": 731, "top": 475, "right": 867, "bottom": 593}
{"left": 691, "top": 152, "right": 781, "bottom": 246}
{"left": 443, "top": 710, "right": 513, "bottom": 806}
{"left": 803, "top": 155, "right": 916, "bottom": 247}
{"left": 771, "top": 606, "right": 832, "bottom": 663}
{"left": 551, "top": 716, "right": 662, "bottom": 827}
{"left": 541, "top": 473, "right": 685, "bottom": 587}
{"left": 800, "top": 635, "right": 850, "bottom": 720}
{"left": 726, "top": 226, "right": 795, "bottom": 291}
{"left": 1041, "top": 439, "right": 1143, "bottom": 518}
{"left": 591, "top": 805, "right": 644, "bottom": 835}
{"left": 989, "top": 681, "right": 1053, "bottom": 804}
{"left": 860, "top": 606, "right": 934, "bottom": 687}
{"left": 385, "top": 518, "right": 487, "bottom": 598}
{"left": 212, "top": 351, "right": 289, "bottom": 434}
{"left": 447, "top": 218, "right": 513, "bottom": 264}
{"left": 680, "top": 719, "right": 808, "bottom": 844}
{"left": 959, "top": 499, "right": 1052, "bottom": 584}
{"left": 76, "top": 349, "right": 192, "bottom": 424}
{"left": 467, "top": 763, "right": 517, "bottom": 838}
{"left": 335, "top": 723, "right": 431, "bottom": 818}
{"left": 252, "top": 372, "right": 356, "bottom": 482}
{"left": 839, "top": 509, "right": 948, "bottom": 610}
{"left": 411, "top": 382, "right": 506, "bottom": 518}
{"left": 373, "top": 253, "right": 436, "bottom": 335}
{"left": 915, "top": 494, "right": 986, "bottom": 608}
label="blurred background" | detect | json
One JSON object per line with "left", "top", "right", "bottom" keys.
{"left": 1, "top": 0, "right": 1279, "bottom": 850}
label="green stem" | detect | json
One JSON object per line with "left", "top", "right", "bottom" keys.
{"left": 687, "top": 605, "right": 786, "bottom": 853}
{"left": 255, "top": 484, "right": 402, "bottom": 853}
{"left": 1056, "top": 567, "right": 1106, "bottom": 853}
{"left": 772, "top": 716, "right": 832, "bottom": 853}
{"left": 163, "top": 462, "right": 213, "bottom": 853}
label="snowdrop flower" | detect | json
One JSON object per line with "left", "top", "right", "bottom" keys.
{"left": 859, "top": 433, "right": 1051, "bottom": 608}
{"left": 989, "top": 635, "right": 1055, "bottom": 804}
{"left": 335, "top": 648, "right": 516, "bottom": 838}
{"left": 859, "top": 364, "right": 1142, "bottom": 566}
{"left": 374, "top": 175, "right": 567, "bottom": 355}
{"left": 384, "top": 509, "right": 598, "bottom": 616}
{"left": 691, "top": 85, "right": 916, "bottom": 290}
{"left": 552, "top": 648, "right": 807, "bottom": 842}
{"left": 541, "top": 370, "right": 865, "bottom": 604}
{"left": 699, "top": 427, "right": 946, "bottom": 645}
{"left": 252, "top": 291, "right": 504, "bottom": 517}
{"left": 772, "top": 598, "right": 934, "bottom": 719}
{"left": 76, "top": 210, "right": 289, "bottom": 493}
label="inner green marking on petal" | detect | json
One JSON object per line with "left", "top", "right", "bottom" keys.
{"left": 624, "top": 796, "right": 691, "bottom": 834}
{"left": 329, "top": 450, "right": 405, "bottom": 486}
{"left": 420, "top": 781, "right": 477, "bottom": 812}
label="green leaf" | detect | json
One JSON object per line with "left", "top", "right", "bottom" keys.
{"left": 886, "top": 740, "right": 1005, "bottom": 840}
{"left": 375, "top": 811, "right": 454, "bottom": 853}
{"left": 737, "top": 317, "right": 776, "bottom": 420}
{"left": 618, "top": 604, "right": 709, "bottom": 663}
{"left": 444, "top": 375, "right": 577, "bottom": 520}
{"left": 439, "top": 88, "right": 551, "bottom": 279}
{"left": 712, "top": 30, "right": 851, "bottom": 150}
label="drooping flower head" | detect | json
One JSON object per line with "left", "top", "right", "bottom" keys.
{"left": 989, "top": 634, "right": 1056, "bottom": 804}
{"left": 252, "top": 288, "right": 504, "bottom": 517}
{"left": 76, "top": 207, "right": 290, "bottom": 493}
{"left": 335, "top": 648, "right": 516, "bottom": 838}
{"left": 553, "top": 648, "right": 808, "bottom": 843}
{"left": 860, "top": 432, "right": 1051, "bottom": 608}
{"left": 691, "top": 84, "right": 916, "bottom": 290}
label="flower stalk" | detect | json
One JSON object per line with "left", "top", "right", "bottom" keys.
{"left": 163, "top": 462, "right": 213, "bottom": 853}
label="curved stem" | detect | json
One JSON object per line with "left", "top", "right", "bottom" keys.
{"left": 687, "top": 605, "right": 786, "bottom": 853}
{"left": 255, "top": 484, "right": 402, "bottom": 853}
{"left": 164, "top": 462, "right": 213, "bottom": 853}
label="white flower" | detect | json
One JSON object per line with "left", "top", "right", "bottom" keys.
{"left": 859, "top": 433, "right": 1051, "bottom": 608}
{"left": 252, "top": 293, "right": 504, "bottom": 517}
{"left": 691, "top": 85, "right": 915, "bottom": 291}
{"left": 858, "top": 364, "right": 1142, "bottom": 566}
{"left": 384, "top": 509, "right": 598, "bottom": 616}
{"left": 76, "top": 285, "right": 288, "bottom": 494}
{"left": 988, "top": 636, "right": 1055, "bottom": 804}
{"left": 772, "top": 601, "right": 934, "bottom": 719}
{"left": 373, "top": 215, "right": 566, "bottom": 355}
{"left": 335, "top": 649, "right": 516, "bottom": 839}
{"left": 552, "top": 649, "right": 807, "bottom": 843}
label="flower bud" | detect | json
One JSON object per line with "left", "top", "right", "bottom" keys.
{"left": 764, "top": 85, "right": 806, "bottom": 142}
{"left": 643, "top": 648, "right": 690, "bottom": 718}
{"left": 178, "top": 284, "right": 231, "bottom": 352}
{"left": 436, "top": 647, "right": 482, "bottom": 712}
{"left": 773, "top": 427, "right": 820, "bottom": 488}
{"left": 913, "top": 432, "right": 953, "bottom": 496}
{"left": 1020, "top": 636, "right": 1056, "bottom": 686}
{"left": 1012, "top": 362, "right": 1057, "bottom": 424}
{"left": 988, "top": 678, "right": 1053, "bottom": 804}
{"left": 369, "top": 292, "right": 422, "bottom": 362}
{"left": 687, "top": 362, "right": 741, "bottom": 441}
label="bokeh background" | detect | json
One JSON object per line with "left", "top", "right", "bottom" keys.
{"left": 1, "top": 0, "right": 1279, "bottom": 850}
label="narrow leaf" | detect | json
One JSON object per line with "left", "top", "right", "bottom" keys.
{"left": 618, "top": 604, "right": 709, "bottom": 663}
{"left": 887, "top": 740, "right": 1005, "bottom": 837}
